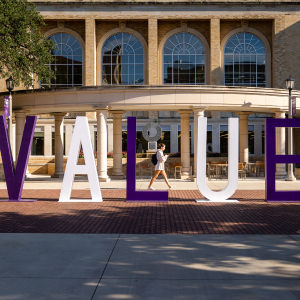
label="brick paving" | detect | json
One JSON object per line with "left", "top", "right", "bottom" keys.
{"left": 0, "top": 189, "right": 299, "bottom": 234}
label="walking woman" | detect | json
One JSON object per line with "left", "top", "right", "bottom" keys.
{"left": 148, "top": 143, "right": 172, "bottom": 190}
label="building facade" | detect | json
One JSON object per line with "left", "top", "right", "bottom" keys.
{"left": 1, "top": 0, "right": 300, "bottom": 179}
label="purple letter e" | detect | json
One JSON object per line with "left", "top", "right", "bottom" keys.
{"left": 126, "top": 117, "right": 168, "bottom": 202}
{"left": 0, "top": 115, "right": 36, "bottom": 201}
{"left": 266, "top": 118, "right": 300, "bottom": 202}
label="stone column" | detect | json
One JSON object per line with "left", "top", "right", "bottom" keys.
{"left": 112, "top": 111, "right": 124, "bottom": 178}
{"left": 64, "top": 124, "right": 73, "bottom": 156}
{"left": 170, "top": 123, "right": 178, "bottom": 153}
{"left": 275, "top": 111, "right": 287, "bottom": 177}
{"left": 89, "top": 124, "right": 95, "bottom": 151}
{"left": 254, "top": 124, "right": 262, "bottom": 156}
{"left": 212, "top": 123, "right": 220, "bottom": 153}
{"left": 15, "top": 112, "right": 26, "bottom": 158}
{"left": 52, "top": 113, "right": 65, "bottom": 178}
{"left": 237, "top": 112, "right": 250, "bottom": 163}
{"left": 85, "top": 18, "right": 96, "bottom": 86}
{"left": 193, "top": 109, "right": 205, "bottom": 177}
{"left": 97, "top": 109, "right": 110, "bottom": 182}
{"left": 148, "top": 19, "right": 158, "bottom": 85}
{"left": 179, "top": 111, "right": 191, "bottom": 179}
{"left": 294, "top": 128, "right": 300, "bottom": 178}
{"left": 211, "top": 111, "right": 220, "bottom": 153}
{"left": 44, "top": 124, "right": 52, "bottom": 157}
{"left": 210, "top": 18, "right": 221, "bottom": 85}
{"left": 107, "top": 122, "right": 114, "bottom": 153}
{"left": 15, "top": 112, "right": 31, "bottom": 176}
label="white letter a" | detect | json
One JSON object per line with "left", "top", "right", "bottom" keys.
{"left": 59, "top": 117, "right": 102, "bottom": 202}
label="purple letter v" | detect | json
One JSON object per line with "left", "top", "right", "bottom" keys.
{"left": 0, "top": 115, "right": 37, "bottom": 201}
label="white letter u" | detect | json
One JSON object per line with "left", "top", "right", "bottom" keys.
{"left": 196, "top": 117, "right": 239, "bottom": 202}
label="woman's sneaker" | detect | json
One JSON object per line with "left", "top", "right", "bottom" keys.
{"left": 148, "top": 186, "right": 155, "bottom": 190}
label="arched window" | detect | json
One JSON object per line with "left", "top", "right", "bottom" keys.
{"left": 45, "top": 32, "right": 83, "bottom": 88}
{"left": 163, "top": 32, "right": 205, "bottom": 85}
{"left": 224, "top": 32, "right": 266, "bottom": 87}
{"left": 102, "top": 32, "right": 144, "bottom": 85}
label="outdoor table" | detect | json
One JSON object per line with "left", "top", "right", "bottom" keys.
{"left": 210, "top": 163, "right": 228, "bottom": 179}
{"left": 247, "top": 163, "right": 256, "bottom": 176}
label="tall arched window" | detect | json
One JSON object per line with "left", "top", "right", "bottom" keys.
{"left": 163, "top": 32, "right": 205, "bottom": 85}
{"left": 44, "top": 32, "right": 83, "bottom": 88}
{"left": 102, "top": 32, "right": 144, "bottom": 85}
{"left": 224, "top": 32, "right": 266, "bottom": 87}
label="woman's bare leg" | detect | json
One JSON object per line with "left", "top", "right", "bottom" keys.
{"left": 148, "top": 170, "right": 161, "bottom": 188}
{"left": 161, "top": 170, "right": 171, "bottom": 188}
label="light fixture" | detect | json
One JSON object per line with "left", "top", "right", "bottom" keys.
{"left": 6, "top": 77, "right": 14, "bottom": 92}
{"left": 285, "top": 76, "right": 295, "bottom": 90}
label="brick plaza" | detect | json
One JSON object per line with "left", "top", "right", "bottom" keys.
{"left": 1, "top": 189, "right": 300, "bottom": 234}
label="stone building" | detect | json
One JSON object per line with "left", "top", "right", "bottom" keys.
{"left": 1, "top": 0, "right": 300, "bottom": 179}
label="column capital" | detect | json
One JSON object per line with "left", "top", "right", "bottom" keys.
{"left": 274, "top": 111, "right": 286, "bottom": 118}
{"left": 236, "top": 111, "right": 251, "bottom": 118}
{"left": 95, "top": 106, "right": 109, "bottom": 112}
{"left": 111, "top": 110, "right": 124, "bottom": 117}
{"left": 53, "top": 112, "right": 66, "bottom": 117}
{"left": 178, "top": 110, "right": 192, "bottom": 117}
{"left": 14, "top": 111, "right": 26, "bottom": 117}
{"left": 193, "top": 107, "right": 206, "bottom": 117}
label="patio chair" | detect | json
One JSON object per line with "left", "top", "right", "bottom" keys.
{"left": 174, "top": 163, "right": 182, "bottom": 179}
{"left": 238, "top": 162, "right": 247, "bottom": 179}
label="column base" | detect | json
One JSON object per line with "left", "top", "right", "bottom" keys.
{"left": 51, "top": 173, "right": 64, "bottom": 179}
{"left": 276, "top": 174, "right": 287, "bottom": 179}
{"left": 111, "top": 174, "right": 125, "bottom": 179}
{"left": 276, "top": 170, "right": 287, "bottom": 179}
{"left": 99, "top": 176, "right": 111, "bottom": 182}
{"left": 26, "top": 169, "right": 31, "bottom": 177}
{"left": 285, "top": 174, "right": 297, "bottom": 181}
{"left": 180, "top": 172, "right": 190, "bottom": 180}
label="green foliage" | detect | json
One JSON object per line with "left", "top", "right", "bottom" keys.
{"left": 0, "top": 0, "right": 55, "bottom": 88}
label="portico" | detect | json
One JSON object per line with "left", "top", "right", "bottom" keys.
{"left": 5, "top": 85, "right": 298, "bottom": 179}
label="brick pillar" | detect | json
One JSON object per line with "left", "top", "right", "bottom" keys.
{"left": 85, "top": 18, "right": 96, "bottom": 86}
{"left": 210, "top": 18, "right": 221, "bottom": 85}
{"left": 148, "top": 19, "right": 158, "bottom": 85}
{"left": 273, "top": 17, "right": 284, "bottom": 88}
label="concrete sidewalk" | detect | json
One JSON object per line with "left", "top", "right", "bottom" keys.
{"left": 1, "top": 175, "right": 300, "bottom": 190}
{"left": 0, "top": 234, "right": 299, "bottom": 300}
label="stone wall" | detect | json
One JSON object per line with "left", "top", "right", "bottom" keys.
{"left": 1, "top": 3, "right": 300, "bottom": 90}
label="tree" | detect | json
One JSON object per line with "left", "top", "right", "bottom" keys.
{"left": 0, "top": 0, "right": 54, "bottom": 88}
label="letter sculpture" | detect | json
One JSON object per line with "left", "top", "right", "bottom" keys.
{"left": 126, "top": 117, "right": 168, "bottom": 201}
{"left": 59, "top": 117, "right": 102, "bottom": 202}
{"left": 0, "top": 115, "right": 36, "bottom": 201}
{"left": 196, "top": 117, "right": 239, "bottom": 202}
{"left": 266, "top": 118, "right": 300, "bottom": 202}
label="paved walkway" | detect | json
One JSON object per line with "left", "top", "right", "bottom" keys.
{"left": 0, "top": 234, "right": 299, "bottom": 300}
{"left": 1, "top": 178, "right": 300, "bottom": 299}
